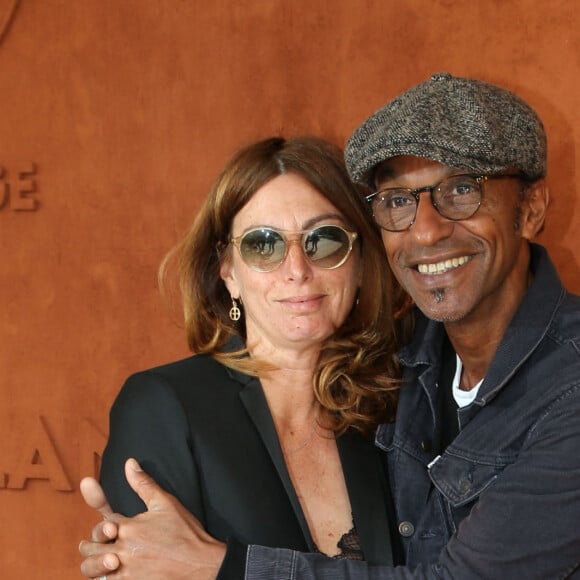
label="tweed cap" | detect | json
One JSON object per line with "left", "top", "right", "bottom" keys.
{"left": 345, "top": 72, "right": 547, "bottom": 186}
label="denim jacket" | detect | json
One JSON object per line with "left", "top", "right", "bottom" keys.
{"left": 242, "top": 244, "right": 580, "bottom": 579}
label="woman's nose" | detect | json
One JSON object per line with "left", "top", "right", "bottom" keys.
{"left": 281, "top": 240, "right": 312, "bottom": 280}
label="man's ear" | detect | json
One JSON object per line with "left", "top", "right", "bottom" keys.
{"left": 521, "top": 179, "right": 550, "bottom": 239}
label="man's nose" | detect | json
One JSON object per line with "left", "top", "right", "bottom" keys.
{"left": 409, "top": 190, "right": 454, "bottom": 246}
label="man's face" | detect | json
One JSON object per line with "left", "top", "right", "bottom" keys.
{"left": 375, "top": 155, "right": 542, "bottom": 324}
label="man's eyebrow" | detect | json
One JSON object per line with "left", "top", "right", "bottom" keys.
{"left": 374, "top": 164, "right": 395, "bottom": 185}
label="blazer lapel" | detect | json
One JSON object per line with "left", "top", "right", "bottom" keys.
{"left": 238, "top": 376, "right": 316, "bottom": 550}
{"left": 337, "top": 430, "right": 394, "bottom": 565}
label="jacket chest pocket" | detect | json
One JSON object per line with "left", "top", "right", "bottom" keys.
{"left": 428, "top": 453, "right": 508, "bottom": 507}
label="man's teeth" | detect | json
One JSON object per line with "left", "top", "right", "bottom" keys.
{"left": 417, "top": 256, "right": 471, "bottom": 274}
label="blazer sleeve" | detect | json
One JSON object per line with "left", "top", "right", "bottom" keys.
{"left": 99, "top": 370, "right": 204, "bottom": 521}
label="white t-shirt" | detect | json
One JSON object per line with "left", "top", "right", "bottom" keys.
{"left": 452, "top": 355, "right": 483, "bottom": 408}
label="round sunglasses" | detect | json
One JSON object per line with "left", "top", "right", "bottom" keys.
{"left": 230, "top": 225, "right": 358, "bottom": 272}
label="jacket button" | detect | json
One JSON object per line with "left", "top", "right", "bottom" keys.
{"left": 398, "top": 521, "right": 415, "bottom": 537}
{"left": 421, "top": 440, "right": 432, "bottom": 452}
{"left": 459, "top": 478, "right": 473, "bottom": 494}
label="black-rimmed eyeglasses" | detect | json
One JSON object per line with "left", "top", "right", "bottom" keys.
{"left": 365, "top": 173, "right": 523, "bottom": 232}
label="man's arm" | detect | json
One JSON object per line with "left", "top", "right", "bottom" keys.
{"left": 244, "top": 384, "right": 580, "bottom": 579}
{"left": 78, "top": 461, "right": 414, "bottom": 579}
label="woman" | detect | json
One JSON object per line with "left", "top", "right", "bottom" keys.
{"left": 89, "top": 136, "right": 408, "bottom": 566}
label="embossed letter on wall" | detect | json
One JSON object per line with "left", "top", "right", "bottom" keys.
{"left": 0, "top": 0, "right": 20, "bottom": 46}
{"left": 0, "top": 416, "right": 106, "bottom": 492}
{"left": 0, "top": 163, "right": 40, "bottom": 211}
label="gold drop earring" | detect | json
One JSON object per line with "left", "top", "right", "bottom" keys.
{"left": 229, "top": 297, "right": 241, "bottom": 321}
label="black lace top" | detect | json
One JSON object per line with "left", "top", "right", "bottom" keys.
{"left": 314, "top": 524, "right": 364, "bottom": 561}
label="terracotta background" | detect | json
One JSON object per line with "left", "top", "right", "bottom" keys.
{"left": 0, "top": 0, "right": 578, "bottom": 577}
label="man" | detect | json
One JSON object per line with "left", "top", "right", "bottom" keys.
{"left": 79, "top": 72, "right": 580, "bottom": 578}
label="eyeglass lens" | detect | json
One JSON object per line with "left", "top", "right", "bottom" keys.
{"left": 370, "top": 174, "right": 483, "bottom": 232}
{"left": 238, "top": 225, "right": 355, "bottom": 272}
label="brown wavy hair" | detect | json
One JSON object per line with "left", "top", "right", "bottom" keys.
{"left": 160, "top": 136, "right": 411, "bottom": 436}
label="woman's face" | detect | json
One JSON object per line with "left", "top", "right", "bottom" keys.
{"left": 220, "top": 173, "right": 362, "bottom": 356}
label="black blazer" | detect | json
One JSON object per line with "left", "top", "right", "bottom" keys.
{"left": 100, "top": 353, "right": 395, "bottom": 565}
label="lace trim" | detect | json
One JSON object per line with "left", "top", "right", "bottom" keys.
{"left": 314, "top": 525, "right": 364, "bottom": 561}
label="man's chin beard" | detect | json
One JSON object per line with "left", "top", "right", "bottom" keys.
{"left": 431, "top": 288, "right": 446, "bottom": 304}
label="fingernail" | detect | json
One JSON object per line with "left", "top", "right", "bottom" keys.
{"left": 104, "top": 553, "right": 118, "bottom": 570}
{"left": 128, "top": 458, "right": 143, "bottom": 472}
{"left": 103, "top": 522, "right": 115, "bottom": 538}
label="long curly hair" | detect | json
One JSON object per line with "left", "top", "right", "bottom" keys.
{"left": 160, "top": 136, "right": 412, "bottom": 437}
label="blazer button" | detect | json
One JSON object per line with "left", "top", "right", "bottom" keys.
{"left": 398, "top": 521, "right": 415, "bottom": 537}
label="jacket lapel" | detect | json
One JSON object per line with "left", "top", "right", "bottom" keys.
{"left": 238, "top": 376, "right": 316, "bottom": 550}
{"left": 337, "top": 430, "right": 394, "bottom": 565}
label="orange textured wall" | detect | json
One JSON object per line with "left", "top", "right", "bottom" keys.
{"left": 0, "top": 1, "right": 578, "bottom": 577}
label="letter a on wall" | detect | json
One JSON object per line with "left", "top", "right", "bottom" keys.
{"left": 7, "top": 415, "right": 72, "bottom": 491}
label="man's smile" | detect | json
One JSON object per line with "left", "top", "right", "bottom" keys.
{"left": 417, "top": 255, "right": 472, "bottom": 275}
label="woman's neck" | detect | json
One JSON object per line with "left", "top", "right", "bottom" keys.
{"left": 259, "top": 367, "right": 319, "bottom": 425}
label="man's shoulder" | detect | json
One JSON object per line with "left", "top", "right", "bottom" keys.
{"left": 548, "top": 289, "right": 580, "bottom": 345}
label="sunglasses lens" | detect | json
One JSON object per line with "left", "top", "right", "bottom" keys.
{"left": 239, "top": 228, "right": 286, "bottom": 272}
{"left": 304, "top": 226, "right": 352, "bottom": 269}
{"left": 236, "top": 226, "right": 355, "bottom": 272}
